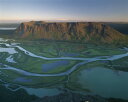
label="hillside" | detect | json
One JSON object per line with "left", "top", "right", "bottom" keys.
{"left": 14, "top": 21, "right": 127, "bottom": 44}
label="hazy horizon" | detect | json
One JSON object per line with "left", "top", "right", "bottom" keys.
{"left": 0, "top": 0, "right": 128, "bottom": 23}
{"left": 1, "top": 19, "right": 128, "bottom": 23}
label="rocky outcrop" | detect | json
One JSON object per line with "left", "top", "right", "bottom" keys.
{"left": 15, "top": 21, "right": 126, "bottom": 43}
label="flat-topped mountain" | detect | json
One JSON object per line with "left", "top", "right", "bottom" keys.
{"left": 15, "top": 21, "right": 127, "bottom": 43}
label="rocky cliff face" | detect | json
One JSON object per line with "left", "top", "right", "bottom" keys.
{"left": 15, "top": 21, "right": 126, "bottom": 43}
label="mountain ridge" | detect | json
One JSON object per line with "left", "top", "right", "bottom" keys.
{"left": 14, "top": 21, "right": 127, "bottom": 44}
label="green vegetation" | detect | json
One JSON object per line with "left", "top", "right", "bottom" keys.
{"left": 19, "top": 40, "right": 127, "bottom": 58}
{"left": 0, "top": 38, "right": 128, "bottom": 95}
{"left": 107, "top": 56, "right": 128, "bottom": 72}
{"left": 0, "top": 84, "right": 38, "bottom": 102}
{"left": 0, "top": 69, "right": 67, "bottom": 87}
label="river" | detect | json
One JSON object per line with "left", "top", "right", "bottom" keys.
{"left": 0, "top": 43, "right": 127, "bottom": 77}
{"left": 0, "top": 41, "right": 128, "bottom": 99}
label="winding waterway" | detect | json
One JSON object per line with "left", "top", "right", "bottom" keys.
{"left": 1, "top": 41, "right": 128, "bottom": 99}
{"left": 0, "top": 43, "right": 128, "bottom": 77}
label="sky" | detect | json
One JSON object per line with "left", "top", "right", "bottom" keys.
{"left": 0, "top": 0, "right": 128, "bottom": 22}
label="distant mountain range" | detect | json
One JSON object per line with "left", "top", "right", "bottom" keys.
{"left": 13, "top": 21, "right": 128, "bottom": 44}
{"left": 106, "top": 22, "right": 128, "bottom": 34}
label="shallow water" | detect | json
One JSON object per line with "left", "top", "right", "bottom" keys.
{"left": 23, "top": 87, "right": 62, "bottom": 98}
{"left": 0, "top": 48, "right": 18, "bottom": 54}
{"left": 0, "top": 28, "right": 16, "bottom": 30}
{"left": 42, "top": 60, "right": 70, "bottom": 72}
{"left": 1, "top": 40, "right": 128, "bottom": 100}
{"left": 14, "top": 77, "right": 32, "bottom": 82}
{"left": 78, "top": 67, "right": 128, "bottom": 99}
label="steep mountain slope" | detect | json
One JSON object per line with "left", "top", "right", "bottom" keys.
{"left": 14, "top": 21, "right": 127, "bottom": 43}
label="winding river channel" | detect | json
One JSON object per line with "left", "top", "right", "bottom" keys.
{"left": 0, "top": 43, "right": 128, "bottom": 77}
{"left": 1, "top": 40, "right": 128, "bottom": 99}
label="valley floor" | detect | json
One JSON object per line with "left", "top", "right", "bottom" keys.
{"left": 0, "top": 38, "right": 128, "bottom": 100}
